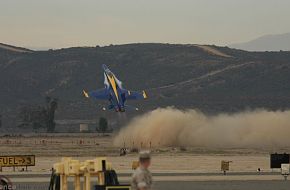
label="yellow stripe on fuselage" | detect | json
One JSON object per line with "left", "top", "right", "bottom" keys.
{"left": 107, "top": 75, "right": 119, "bottom": 102}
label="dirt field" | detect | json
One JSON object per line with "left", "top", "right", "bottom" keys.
{"left": 0, "top": 133, "right": 286, "bottom": 173}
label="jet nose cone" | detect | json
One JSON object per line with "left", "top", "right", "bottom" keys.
{"left": 102, "top": 64, "right": 109, "bottom": 71}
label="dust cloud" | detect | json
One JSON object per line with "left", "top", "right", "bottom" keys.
{"left": 114, "top": 107, "right": 290, "bottom": 148}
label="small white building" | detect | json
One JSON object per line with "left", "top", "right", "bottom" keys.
{"left": 79, "top": 124, "right": 89, "bottom": 132}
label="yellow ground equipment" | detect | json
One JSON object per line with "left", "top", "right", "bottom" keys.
{"left": 49, "top": 157, "right": 130, "bottom": 190}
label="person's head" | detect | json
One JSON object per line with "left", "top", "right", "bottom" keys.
{"left": 139, "top": 151, "right": 151, "bottom": 169}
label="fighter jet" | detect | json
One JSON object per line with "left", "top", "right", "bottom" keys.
{"left": 83, "top": 64, "right": 147, "bottom": 112}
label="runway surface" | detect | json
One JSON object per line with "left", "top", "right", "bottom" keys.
{"left": 3, "top": 172, "right": 290, "bottom": 190}
{"left": 10, "top": 180, "right": 290, "bottom": 190}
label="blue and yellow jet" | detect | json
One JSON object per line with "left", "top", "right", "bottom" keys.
{"left": 83, "top": 64, "right": 147, "bottom": 112}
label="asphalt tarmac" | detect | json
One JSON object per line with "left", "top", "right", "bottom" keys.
{"left": 3, "top": 172, "right": 290, "bottom": 190}
{"left": 10, "top": 180, "right": 290, "bottom": 190}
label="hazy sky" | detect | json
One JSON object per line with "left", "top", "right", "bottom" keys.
{"left": 1, "top": 0, "right": 290, "bottom": 49}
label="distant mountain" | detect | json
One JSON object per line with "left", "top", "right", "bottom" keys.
{"left": 230, "top": 33, "right": 290, "bottom": 51}
{"left": 1, "top": 43, "right": 290, "bottom": 129}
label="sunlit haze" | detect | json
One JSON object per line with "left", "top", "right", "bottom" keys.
{"left": 1, "top": 0, "right": 290, "bottom": 49}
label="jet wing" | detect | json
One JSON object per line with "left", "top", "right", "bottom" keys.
{"left": 83, "top": 89, "right": 110, "bottom": 99}
{"left": 123, "top": 90, "right": 148, "bottom": 100}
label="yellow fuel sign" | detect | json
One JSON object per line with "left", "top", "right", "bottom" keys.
{"left": 0, "top": 155, "right": 35, "bottom": 167}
